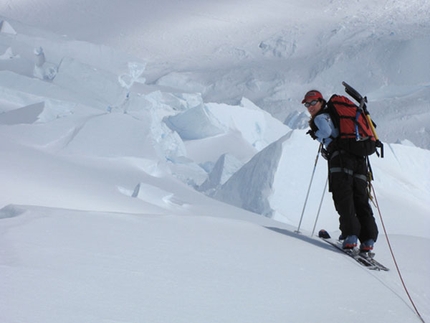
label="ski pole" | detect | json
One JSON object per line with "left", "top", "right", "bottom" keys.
{"left": 311, "top": 177, "right": 328, "bottom": 237}
{"left": 296, "top": 143, "right": 322, "bottom": 234}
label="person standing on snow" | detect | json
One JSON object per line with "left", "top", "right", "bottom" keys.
{"left": 302, "top": 90, "right": 378, "bottom": 251}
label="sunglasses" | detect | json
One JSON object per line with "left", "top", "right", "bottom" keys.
{"left": 304, "top": 100, "right": 318, "bottom": 108}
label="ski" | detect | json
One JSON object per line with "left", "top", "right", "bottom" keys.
{"left": 342, "top": 81, "right": 384, "bottom": 156}
{"left": 318, "top": 229, "right": 389, "bottom": 271}
{"left": 342, "top": 81, "right": 367, "bottom": 108}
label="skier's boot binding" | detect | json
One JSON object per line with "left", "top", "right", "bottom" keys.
{"left": 342, "top": 235, "right": 358, "bottom": 249}
{"left": 360, "top": 239, "right": 374, "bottom": 252}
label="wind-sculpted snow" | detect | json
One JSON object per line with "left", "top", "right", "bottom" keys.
{"left": 198, "top": 153, "right": 244, "bottom": 193}
{"left": 165, "top": 104, "right": 225, "bottom": 140}
{"left": 0, "top": 102, "right": 44, "bottom": 125}
{"left": 0, "top": 205, "right": 26, "bottom": 219}
{"left": 167, "top": 97, "right": 289, "bottom": 149}
{"left": 214, "top": 133, "right": 291, "bottom": 216}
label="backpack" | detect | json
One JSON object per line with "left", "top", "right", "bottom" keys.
{"left": 326, "top": 94, "right": 377, "bottom": 157}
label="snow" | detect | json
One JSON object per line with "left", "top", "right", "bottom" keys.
{"left": 0, "top": 1, "right": 430, "bottom": 322}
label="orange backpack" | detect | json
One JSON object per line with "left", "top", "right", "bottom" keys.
{"left": 326, "top": 94, "right": 377, "bottom": 156}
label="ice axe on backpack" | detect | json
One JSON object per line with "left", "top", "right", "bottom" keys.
{"left": 342, "top": 81, "right": 384, "bottom": 158}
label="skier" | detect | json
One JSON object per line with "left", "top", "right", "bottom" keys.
{"left": 303, "top": 90, "right": 378, "bottom": 251}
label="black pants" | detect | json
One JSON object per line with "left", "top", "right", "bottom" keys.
{"left": 328, "top": 151, "right": 378, "bottom": 242}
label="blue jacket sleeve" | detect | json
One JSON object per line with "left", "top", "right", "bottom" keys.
{"left": 314, "top": 113, "right": 338, "bottom": 146}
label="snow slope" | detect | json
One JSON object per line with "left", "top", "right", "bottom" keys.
{"left": 0, "top": 1, "right": 429, "bottom": 322}
{"left": 1, "top": 205, "right": 427, "bottom": 323}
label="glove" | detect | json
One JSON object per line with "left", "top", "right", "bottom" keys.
{"left": 306, "top": 129, "right": 317, "bottom": 140}
{"left": 321, "top": 148, "right": 330, "bottom": 160}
